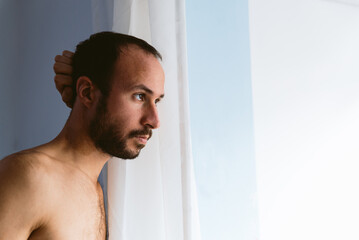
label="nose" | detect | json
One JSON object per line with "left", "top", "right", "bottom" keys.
{"left": 141, "top": 103, "right": 160, "bottom": 129}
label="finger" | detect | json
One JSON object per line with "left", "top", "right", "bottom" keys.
{"left": 62, "top": 87, "right": 74, "bottom": 108}
{"left": 54, "top": 74, "right": 72, "bottom": 93}
{"left": 54, "top": 55, "right": 72, "bottom": 65}
{"left": 53, "top": 62, "right": 73, "bottom": 75}
{"left": 54, "top": 74, "right": 72, "bottom": 88}
{"left": 63, "top": 50, "right": 74, "bottom": 58}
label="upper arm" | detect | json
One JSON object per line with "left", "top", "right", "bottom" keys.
{"left": 0, "top": 156, "right": 49, "bottom": 239}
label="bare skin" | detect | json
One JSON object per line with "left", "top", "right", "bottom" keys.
{"left": 54, "top": 50, "right": 74, "bottom": 108}
{"left": 0, "top": 45, "right": 165, "bottom": 239}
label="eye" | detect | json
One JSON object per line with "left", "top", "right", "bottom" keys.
{"left": 134, "top": 93, "right": 145, "bottom": 101}
{"left": 155, "top": 98, "right": 161, "bottom": 105}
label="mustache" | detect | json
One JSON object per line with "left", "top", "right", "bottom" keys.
{"left": 128, "top": 128, "right": 152, "bottom": 140}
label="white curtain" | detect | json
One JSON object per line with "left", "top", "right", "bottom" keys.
{"left": 92, "top": 0, "right": 201, "bottom": 239}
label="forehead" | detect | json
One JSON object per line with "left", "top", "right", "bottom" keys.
{"left": 110, "top": 45, "right": 165, "bottom": 93}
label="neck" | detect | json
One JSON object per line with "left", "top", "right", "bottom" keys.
{"left": 39, "top": 115, "right": 110, "bottom": 184}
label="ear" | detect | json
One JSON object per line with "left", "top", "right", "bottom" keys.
{"left": 76, "top": 76, "right": 97, "bottom": 108}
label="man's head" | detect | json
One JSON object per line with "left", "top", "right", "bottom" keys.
{"left": 72, "top": 32, "right": 165, "bottom": 159}
{"left": 72, "top": 31, "right": 162, "bottom": 102}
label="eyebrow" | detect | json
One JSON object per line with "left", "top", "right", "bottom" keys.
{"left": 131, "top": 84, "right": 165, "bottom": 99}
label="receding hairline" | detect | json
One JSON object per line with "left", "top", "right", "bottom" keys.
{"left": 106, "top": 44, "right": 165, "bottom": 95}
{"left": 70, "top": 32, "right": 163, "bottom": 104}
{"left": 115, "top": 43, "right": 162, "bottom": 62}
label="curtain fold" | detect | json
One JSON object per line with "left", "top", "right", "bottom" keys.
{"left": 92, "top": 0, "right": 201, "bottom": 239}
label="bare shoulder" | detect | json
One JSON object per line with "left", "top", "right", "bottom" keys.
{"left": 0, "top": 150, "right": 54, "bottom": 192}
{"left": 0, "top": 150, "right": 56, "bottom": 239}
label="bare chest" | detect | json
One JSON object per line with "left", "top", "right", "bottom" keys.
{"left": 29, "top": 183, "right": 107, "bottom": 240}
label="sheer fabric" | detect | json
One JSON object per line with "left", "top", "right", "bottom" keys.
{"left": 92, "top": 0, "right": 201, "bottom": 239}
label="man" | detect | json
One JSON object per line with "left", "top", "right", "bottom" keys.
{"left": 0, "top": 32, "right": 165, "bottom": 239}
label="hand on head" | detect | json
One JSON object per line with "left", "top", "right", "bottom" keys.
{"left": 54, "top": 50, "right": 74, "bottom": 108}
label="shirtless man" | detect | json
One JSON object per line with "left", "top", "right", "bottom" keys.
{"left": 0, "top": 32, "right": 165, "bottom": 239}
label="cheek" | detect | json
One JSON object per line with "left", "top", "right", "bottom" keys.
{"left": 106, "top": 96, "right": 143, "bottom": 126}
{"left": 109, "top": 107, "right": 141, "bottom": 131}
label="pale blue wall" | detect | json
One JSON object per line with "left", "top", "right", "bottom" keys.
{"left": 15, "top": 0, "right": 93, "bottom": 151}
{"left": 186, "top": 1, "right": 259, "bottom": 239}
{"left": 0, "top": 0, "right": 93, "bottom": 158}
{"left": 0, "top": 0, "right": 20, "bottom": 158}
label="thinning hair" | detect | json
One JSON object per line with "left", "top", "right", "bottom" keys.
{"left": 71, "top": 31, "right": 162, "bottom": 104}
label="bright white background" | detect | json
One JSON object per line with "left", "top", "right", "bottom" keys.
{"left": 249, "top": 0, "right": 359, "bottom": 239}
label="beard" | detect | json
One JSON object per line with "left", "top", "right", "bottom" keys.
{"left": 89, "top": 96, "right": 152, "bottom": 159}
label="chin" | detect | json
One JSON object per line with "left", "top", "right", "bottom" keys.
{"left": 110, "top": 148, "right": 142, "bottom": 160}
{"left": 101, "top": 141, "right": 146, "bottom": 160}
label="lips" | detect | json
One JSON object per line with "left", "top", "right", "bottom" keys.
{"left": 135, "top": 135, "right": 149, "bottom": 145}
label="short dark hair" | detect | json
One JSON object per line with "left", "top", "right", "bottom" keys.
{"left": 71, "top": 31, "right": 162, "bottom": 104}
